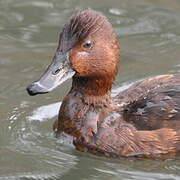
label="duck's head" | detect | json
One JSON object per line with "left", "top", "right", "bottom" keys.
{"left": 27, "top": 10, "right": 120, "bottom": 96}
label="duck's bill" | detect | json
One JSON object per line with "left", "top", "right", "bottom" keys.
{"left": 26, "top": 51, "right": 75, "bottom": 96}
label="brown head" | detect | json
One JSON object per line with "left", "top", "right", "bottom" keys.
{"left": 27, "top": 10, "right": 120, "bottom": 96}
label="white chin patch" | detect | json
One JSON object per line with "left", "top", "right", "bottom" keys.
{"left": 77, "top": 51, "right": 89, "bottom": 56}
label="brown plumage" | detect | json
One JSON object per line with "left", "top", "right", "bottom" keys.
{"left": 59, "top": 10, "right": 111, "bottom": 53}
{"left": 27, "top": 10, "right": 180, "bottom": 158}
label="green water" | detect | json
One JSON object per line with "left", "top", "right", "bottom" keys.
{"left": 0, "top": 0, "right": 180, "bottom": 179}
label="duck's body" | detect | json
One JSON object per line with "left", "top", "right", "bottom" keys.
{"left": 55, "top": 74, "right": 180, "bottom": 158}
{"left": 117, "top": 74, "right": 180, "bottom": 131}
{"left": 27, "top": 10, "right": 180, "bottom": 158}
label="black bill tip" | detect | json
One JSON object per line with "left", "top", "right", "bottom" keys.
{"left": 26, "top": 83, "right": 48, "bottom": 96}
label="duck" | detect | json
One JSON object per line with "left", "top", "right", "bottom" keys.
{"left": 27, "top": 9, "right": 180, "bottom": 158}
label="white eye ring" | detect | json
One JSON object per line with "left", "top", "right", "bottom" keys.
{"left": 83, "top": 40, "right": 92, "bottom": 49}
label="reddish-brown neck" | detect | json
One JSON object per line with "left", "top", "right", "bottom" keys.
{"left": 71, "top": 76, "right": 114, "bottom": 96}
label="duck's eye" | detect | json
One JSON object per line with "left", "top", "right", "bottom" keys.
{"left": 83, "top": 40, "right": 92, "bottom": 49}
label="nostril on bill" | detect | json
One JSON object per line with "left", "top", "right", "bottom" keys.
{"left": 52, "top": 69, "right": 60, "bottom": 75}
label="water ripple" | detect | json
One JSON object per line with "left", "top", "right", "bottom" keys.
{"left": 27, "top": 102, "right": 61, "bottom": 122}
{"left": 116, "top": 17, "right": 161, "bottom": 36}
{"left": 109, "top": 8, "right": 127, "bottom": 16}
{"left": 14, "top": 1, "right": 54, "bottom": 8}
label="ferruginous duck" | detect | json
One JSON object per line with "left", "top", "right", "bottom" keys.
{"left": 27, "top": 10, "right": 180, "bottom": 158}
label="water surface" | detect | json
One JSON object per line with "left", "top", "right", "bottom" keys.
{"left": 0, "top": 0, "right": 180, "bottom": 179}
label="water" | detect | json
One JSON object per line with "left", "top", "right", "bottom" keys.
{"left": 0, "top": 0, "right": 180, "bottom": 179}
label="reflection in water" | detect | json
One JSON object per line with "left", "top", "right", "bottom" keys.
{"left": 0, "top": 0, "right": 180, "bottom": 179}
